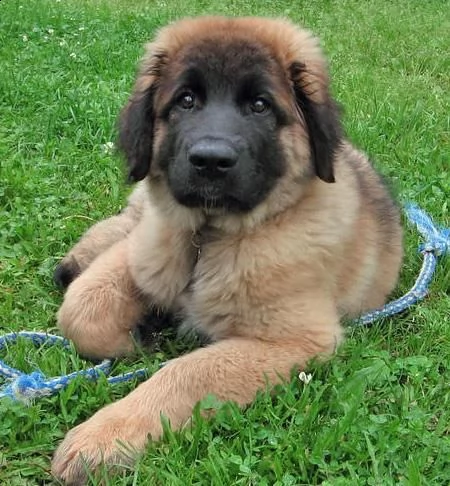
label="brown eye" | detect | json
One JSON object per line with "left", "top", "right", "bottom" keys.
{"left": 250, "top": 97, "right": 270, "bottom": 114}
{"left": 177, "top": 91, "right": 195, "bottom": 110}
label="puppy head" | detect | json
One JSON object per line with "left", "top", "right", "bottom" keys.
{"left": 119, "top": 17, "right": 342, "bottom": 219}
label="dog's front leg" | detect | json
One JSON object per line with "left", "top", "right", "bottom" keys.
{"left": 57, "top": 237, "right": 144, "bottom": 359}
{"left": 52, "top": 333, "right": 338, "bottom": 484}
{"left": 57, "top": 207, "right": 196, "bottom": 360}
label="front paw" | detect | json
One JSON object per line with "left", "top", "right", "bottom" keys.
{"left": 51, "top": 403, "right": 154, "bottom": 485}
{"left": 57, "top": 274, "right": 144, "bottom": 360}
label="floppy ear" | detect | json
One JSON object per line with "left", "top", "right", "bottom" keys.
{"left": 118, "top": 49, "right": 166, "bottom": 182}
{"left": 290, "top": 61, "right": 342, "bottom": 183}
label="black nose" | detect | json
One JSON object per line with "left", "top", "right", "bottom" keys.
{"left": 188, "top": 140, "right": 238, "bottom": 178}
{"left": 54, "top": 259, "right": 81, "bottom": 290}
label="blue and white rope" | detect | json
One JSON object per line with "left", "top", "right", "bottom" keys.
{"left": 0, "top": 333, "right": 148, "bottom": 404}
{"left": 1, "top": 204, "right": 448, "bottom": 404}
{"left": 355, "top": 204, "right": 449, "bottom": 325}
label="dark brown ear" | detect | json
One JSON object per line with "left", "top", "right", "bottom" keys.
{"left": 118, "top": 48, "right": 167, "bottom": 182}
{"left": 118, "top": 85, "right": 156, "bottom": 182}
{"left": 290, "top": 62, "right": 342, "bottom": 183}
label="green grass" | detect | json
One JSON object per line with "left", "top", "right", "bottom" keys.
{"left": 0, "top": 0, "right": 449, "bottom": 484}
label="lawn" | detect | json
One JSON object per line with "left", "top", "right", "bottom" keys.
{"left": 0, "top": 0, "right": 449, "bottom": 484}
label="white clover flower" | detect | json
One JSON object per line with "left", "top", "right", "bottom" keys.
{"left": 22, "top": 34, "right": 28, "bottom": 42}
{"left": 101, "top": 142, "right": 115, "bottom": 155}
{"left": 298, "top": 371, "right": 313, "bottom": 384}
{"left": 48, "top": 28, "right": 54, "bottom": 35}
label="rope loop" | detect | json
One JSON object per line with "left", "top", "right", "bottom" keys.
{"left": 0, "top": 332, "right": 115, "bottom": 404}
{"left": 404, "top": 203, "right": 449, "bottom": 257}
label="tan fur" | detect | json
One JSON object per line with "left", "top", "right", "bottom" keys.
{"left": 57, "top": 238, "right": 144, "bottom": 358}
{"left": 52, "top": 17, "right": 403, "bottom": 484}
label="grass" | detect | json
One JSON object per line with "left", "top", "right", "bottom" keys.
{"left": 0, "top": 0, "right": 449, "bottom": 484}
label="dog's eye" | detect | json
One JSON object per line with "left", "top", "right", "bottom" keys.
{"left": 177, "top": 91, "right": 196, "bottom": 110}
{"left": 249, "top": 97, "right": 270, "bottom": 115}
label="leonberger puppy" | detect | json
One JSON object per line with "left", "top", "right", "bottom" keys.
{"left": 51, "top": 16, "right": 403, "bottom": 483}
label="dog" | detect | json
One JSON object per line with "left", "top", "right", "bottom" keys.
{"left": 51, "top": 16, "right": 403, "bottom": 484}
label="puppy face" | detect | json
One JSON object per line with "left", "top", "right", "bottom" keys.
{"left": 154, "top": 41, "right": 291, "bottom": 212}
{"left": 119, "top": 17, "right": 341, "bottom": 218}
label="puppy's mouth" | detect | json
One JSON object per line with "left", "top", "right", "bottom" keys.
{"left": 167, "top": 160, "right": 259, "bottom": 213}
{"left": 174, "top": 181, "right": 252, "bottom": 213}
{"left": 178, "top": 191, "right": 245, "bottom": 213}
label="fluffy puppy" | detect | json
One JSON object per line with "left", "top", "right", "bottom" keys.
{"left": 52, "top": 16, "right": 403, "bottom": 484}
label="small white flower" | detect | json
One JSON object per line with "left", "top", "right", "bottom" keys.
{"left": 101, "top": 142, "right": 115, "bottom": 155}
{"left": 22, "top": 34, "right": 28, "bottom": 42}
{"left": 69, "top": 52, "right": 76, "bottom": 58}
{"left": 59, "top": 40, "right": 67, "bottom": 47}
{"left": 298, "top": 371, "right": 313, "bottom": 384}
{"left": 48, "top": 28, "right": 54, "bottom": 35}
{"left": 78, "top": 26, "right": 85, "bottom": 31}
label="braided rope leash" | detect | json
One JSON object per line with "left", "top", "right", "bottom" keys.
{"left": 355, "top": 203, "right": 449, "bottom": 325}
{"left": 0, "top": 204, "right": 448, "bottom": 404}
{"left": 0, "top": 333, "right": 148, "bottom": 404}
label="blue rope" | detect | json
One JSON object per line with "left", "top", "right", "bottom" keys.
{"left": 0, "top": 333, "right": 148, "bottom": 404}
{"left": 355, "top": 203, "right": 449, "bottom": 325}
{"left": 0, "top": 204, "right": 448, "bottom": 404}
